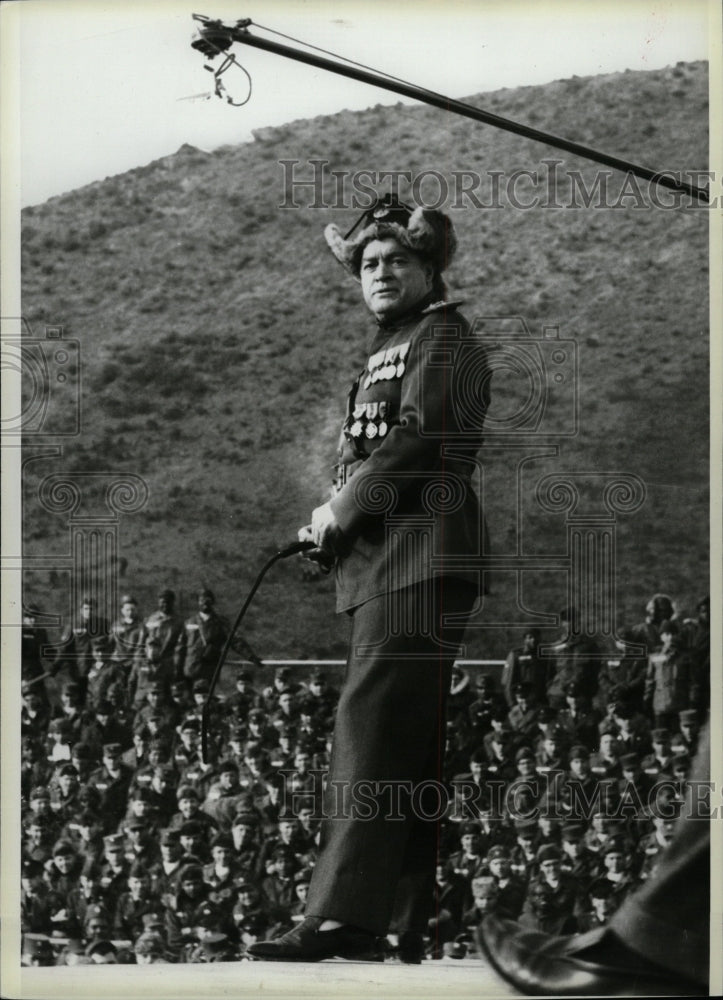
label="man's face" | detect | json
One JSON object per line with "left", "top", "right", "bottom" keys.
{"left": 360, "top": 238, "right": 433, "bottom": 321}
{"left": 179, "top": 797, "right": 198, "bottom": 818}
{"left": 198, "top": 593, "right": 213, "bottom": 613}
{"left": 219, "top": 769, "right": 238, "bottom": 790}
{"left": 540, "top": 859, "right": 560, "bottom": 882}
{"left": 592, "top": 896, "right": 614, "bottom": 920}
{"left": 54, "top": 852, "right": 74, "bottom": 874}
{"left": 604, "top": 851, "right": 625, "bottom": 874}
{"left": 212, "top": 846, "right": 231, "bottom": 866}
{"left": 80, "top": 602, "right": 92, "bottom": 622}
{"left": 294, "top": 753, "right": 310, "bottom": 773}
{"left": 278, "top": 821, "right": 295, "bottom": 843}
{"left": 461, "top": 833, "right": 479, "bottom": 854}
{"left": 279, "top": 693, "right": 294, "bottom": 713}
{"left": 523, "top": 632, "right": 537, "bottom": 652}
{"left": 121, "top": 601, "right": 136, "bottom": 620}
{"left": 181, "top": 878, "right": 203, "bottom": 898}
{"left": 600, "top": 734, "right": 616, "bottom": 756}
{"left": 570, "top": 755, "right": 589, "bottom": 777}
{"left": 488, "top": 857, "right": 509, "bottom": 879}
{"left": 59, "top": 772, "right": 78, "bottom": 796}
{"left": 158, "top": 595, "right": 172, "bottom": 614}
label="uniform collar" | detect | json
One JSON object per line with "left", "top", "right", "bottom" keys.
{"left": 373, "top": 295, "right": 464, "bottom": 332}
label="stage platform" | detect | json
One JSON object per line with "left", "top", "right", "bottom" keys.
{"left": 8, "top": 956, "right": 520, "bottom": 1000}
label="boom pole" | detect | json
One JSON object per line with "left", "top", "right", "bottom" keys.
{"left": 191, "top": 16, "right": 709, "bottom": 204}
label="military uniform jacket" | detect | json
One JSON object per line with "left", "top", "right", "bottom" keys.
{"left": 329, "top": 300, "right": 488, "bottom": 612}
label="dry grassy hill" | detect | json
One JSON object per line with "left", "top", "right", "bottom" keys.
{"left": 20, "top": 61, "right": 709, "bottom": 664}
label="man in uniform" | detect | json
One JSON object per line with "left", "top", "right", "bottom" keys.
{"left": 250, "top": 195, "right": 488, "bottom": 963}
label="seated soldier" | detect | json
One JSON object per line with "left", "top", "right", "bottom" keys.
{"left": 590, "top": 728, "right": 623, "bottom": 780}
{"left": 640, "top": 727, "right": 675, "bottom": 779}
{"left": 519, "top": 845, "right": 579, "bottom": 936}
{"left": 507, "top": 684, "right": 541, "bottom": 741}
{"left": 484, "top": 845, "right": 526, "bottom": 920}
{"left": 576, "top": 878, "right": 619, "bottom": 932}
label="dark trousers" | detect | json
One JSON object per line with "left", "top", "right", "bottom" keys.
{"left": 609, "top": 722, "right": 710, "bottom": 982}
{"left": 305, "top": 577, "right": 477, "bottom": 936}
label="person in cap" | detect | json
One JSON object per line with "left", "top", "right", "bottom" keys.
{"left": 485, "top": 728, "right": 517, "bottom": 783}
{"left": 629, "top": 593, "right": 676, "bottom": 656}
{"left": 142, "top": 589, "right": 185, "bottom": 684}
{"left": 249, "top": 193, "right": 488, "bottom": 964}
{"left": 507, "top": 684, "right": 541, "bottom": 740}
{"left": 134, "top": 930, "right": 167, "bottom": 964}
{"left": 505, "top": 747, "right": 542, "bottom": 821}
{"left": 165, "top": 863, "right": 210, "bottom": 956}
{"left": 144, "top": 764, "right": 179, "bottom": 827}
{"left": 79, "top": 695, "right": 131, "bottom": 759}
{"left": 592, "top": 834, "right": 638, "bottom": 908}
{"left": 461, "top": 874, "right": 501, "bottom": 937}
{"left": 177, "top": 588, "right": 244, "bottom": 692}
{"left": 113, "top": 861, "right": 154, "bottom": 940}
{"left": 467, "top": 673, "right": 506, "bottom": 738}
{"left": 595, "top": 627, "right": 647, "bottom": 715}
{"left": 447, "top": 822, "right": 485, "bottom": 882}
{"left": 483, "top": 845, "right": 526, "bottom": 920}
{"left": 83, "top": 901, "right": 113, "bottom": 943}
{"left": 559, "top": 822, "right": 596, "bottom": 887}
{"left": 481, "top": 706, "right": 515, "bottom": 763}
{"left": 519, "top": 845, "right": 579, "bottom": 936}
{"left": 168, "top": 784, "right": 218, "bottom": 843}
{"left": 556, "top": 680, "right": 601, "bottom": 750}
{"left": 427, "top": 861, "right": 467, "bottom": 958}
{"left": 109, "top": 594, "right": 146, "bottom": 676}
{"left": 509, "top": 818, "right": 541, "bottom": 880}
{"left": 589, "top": 729, "right": 622, "bottom": 780}
{"left": 299, "top": 668, "right": 339, "bottom": 726}
{"left": 643, "top": 621, "right": 694, "bottom": 729}
{"left": 575, "top": 877, "right": 619, "bottom": 932}
{"left": 50, "top": 595, "right": 110, "bottom": 702}
{"left": 675, "top": 707, "right": 700, "bottom": 756}
{"left": 501, "top": 628, "right": 550, "bottom": 708}
{"left": 21, "top": 860, "right": 53, "bottom": 935}
{"left": 86, "top": 742, "right": 133, "bottom": 833}
{"left": 46, "top": 839, "right": 81, "bottom": 896}
{"left": 535, "top": 725, "right": 567, "bottom": 774}
{"left": 21, "top": 683, "right": 51, "bottom": 742}
{"left": 65, "top": 858, "right": 105, "bottom": 934}
{"left": 227, "top": 666, "right": 261, "bottom": 720}
{"left": 84, "top": 635, "right": 125, "bottom": 713}
{"left": 97, "top": 834, "right": 130, "bottom": 909}
{"left": 545, "top": 607, "right": 605, "bottom": 709}
{"left": 610, "top": 700, "right": 651, "bottom": 757}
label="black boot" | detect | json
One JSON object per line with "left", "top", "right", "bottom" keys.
{"left": 247, "top": 917, "right": 380, "bottom": 962}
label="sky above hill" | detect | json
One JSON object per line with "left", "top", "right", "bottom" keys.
{"left": 2, "top": 0, "right": 713, "bottom": 206}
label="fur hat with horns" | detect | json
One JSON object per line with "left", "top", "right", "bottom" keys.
{"left": 324, "top": 194, "right": 457, "bottom": 281}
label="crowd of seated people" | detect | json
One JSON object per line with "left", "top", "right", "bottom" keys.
{"left": 20, "top": 588, "right": 709, "bottom": 964}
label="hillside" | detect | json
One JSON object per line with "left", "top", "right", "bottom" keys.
{"left": 20, "top": 61, "right": 709, "bottom": 663}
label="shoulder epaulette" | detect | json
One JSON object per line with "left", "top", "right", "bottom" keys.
{"left": 421, "top": 298, "right": 465, "bottom": 315}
